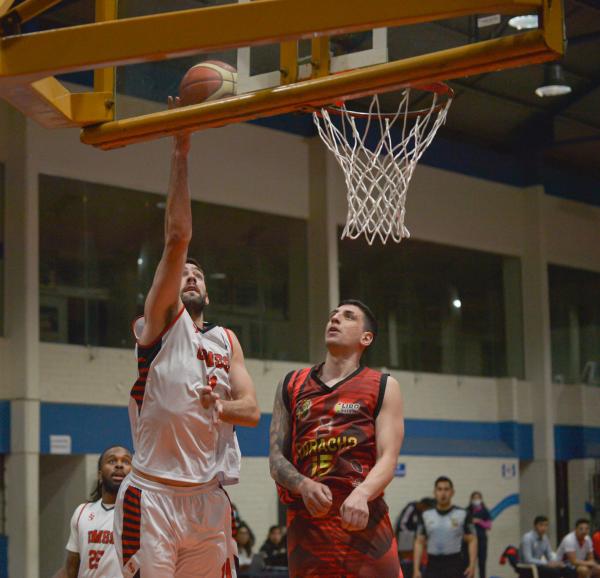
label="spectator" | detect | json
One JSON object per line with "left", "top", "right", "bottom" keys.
{"left": 593, "top": 528, "right": 600, "bottom": 563}
{"left": 556, "top": 518, "right": 600, "bottom": 577}
{"left": 467, "top": 491, "right": 492, "bottom": 578}
{"left": 235, "top": 522, "right": 255, "bottom": 574}
{"left": 396, "top": 497, "right": 436, "bottom": 560}
{"left": 520, "top": 515, "right": 566, "bottom": 577}
{"left": 260, "top": 525, "right": 288, "bottom": 568}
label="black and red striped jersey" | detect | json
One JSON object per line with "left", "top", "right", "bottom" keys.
{"left": 278, "top": 364, "right": 388, "bottom": 504}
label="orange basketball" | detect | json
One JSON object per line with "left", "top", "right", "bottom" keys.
{"left": 179, "top": 60, "right": 237, "bottom": 106}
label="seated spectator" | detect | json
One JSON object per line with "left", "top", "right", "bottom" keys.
{"left": 236, "top": 522, "right": 255, "bottom": 574}
{"left": 556, "top": 518, "right": 600, "bottom": 577}
{"left": 259, "top": 525, "right": 288, "bottom": 568}
{"left": 593, "top": 528, "right": 600, "bottom": 563}
{"left": 520, "top": 515, "right": 566, "bottom": 577}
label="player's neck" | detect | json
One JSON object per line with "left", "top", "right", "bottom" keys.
{"left": 184, "top": 303, "right": 204, "bottom": 327}
{"left": 101, "top": 492, "right": 117, "bottom": 506}
{"left": 321, "top": 352, "right": 362, "bottom": 383}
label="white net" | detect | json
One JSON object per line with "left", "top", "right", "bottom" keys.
{"left": 313, "top": 88, "right": 452, "bottom": 244}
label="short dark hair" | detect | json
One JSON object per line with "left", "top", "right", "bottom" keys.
{"left": 534, "top": 515, "right": 549, "bottom": 526}
{"left": 338, "top": 299, "right": 378, "bottom": 339}
{"left": 576, "top": 518, "right": 590, "bottom": 528}
{"left": 186, "top": 258, "right": 204, "bottom": 275}
{"left": 434, "top": 476, "right": 454, "bottom": 489}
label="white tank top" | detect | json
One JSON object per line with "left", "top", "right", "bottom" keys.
{"left": 130, "top": 307, "right": 241, "bottom": 484}
{"left": 66, "top": 500, "right": 120, "bottom": 578}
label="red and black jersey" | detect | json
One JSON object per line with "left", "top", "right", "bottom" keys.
{"left": 278, "top": 364, "right": 387, "bottom": 505}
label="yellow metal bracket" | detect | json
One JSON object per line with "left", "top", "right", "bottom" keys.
{"left": 311, "top": 37, "right": 331, "bottom": 79}
{"left": 0, "top": 0, "right": 115, "bottom": 128}
{"left": 280, "top": 41, "right": 299, "bottom": 85}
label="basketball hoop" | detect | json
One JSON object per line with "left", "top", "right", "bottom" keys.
{"left": 313, "top": 84, "right": 453, "bottom": 245}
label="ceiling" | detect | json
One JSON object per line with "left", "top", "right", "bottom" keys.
{"left": 18, "top": 0, "right": 600, "bottom": 185}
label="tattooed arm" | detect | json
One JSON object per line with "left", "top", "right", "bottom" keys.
{"left": 269, "top": 377, "right": 332, "bottom": 517}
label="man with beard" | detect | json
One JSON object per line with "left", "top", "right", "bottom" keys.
{"left": 269, "top": 300, "right": 404, "bottom": 577}
{"left": 114, "top": 102, "right": 260, "bottom": 578}
{"left": 63, "top": 445, "right": 132, "bottom": 577}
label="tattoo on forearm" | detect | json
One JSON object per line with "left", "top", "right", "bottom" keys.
{"left": 269, "top": 380, "right": 305, "bottom": 492}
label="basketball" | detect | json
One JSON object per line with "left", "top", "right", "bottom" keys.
{"left": 179, "top": 60, "right": 237, "bottom": 106}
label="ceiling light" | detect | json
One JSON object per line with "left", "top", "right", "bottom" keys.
{"left": 508, "top": 15, "right": 538, "bottom": 30}
{"left": 452, "top": 299, "right": 462, "bottom": 309}
{"left": 535, "top": 63, "right": 572, "bottom": 98}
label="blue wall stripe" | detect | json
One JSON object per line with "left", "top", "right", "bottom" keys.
{"left": 0, "top": 402, "right": 10, "bottom": 454}
{"left": 490, "top": 493, "right": 520, "bottom": 520}
{"left": 554, "top": 425, "right": 600, "bottom": 460}
{"left": 39, "top": 403, "right": 533, "bottom": 459}
{"left": 40, "top": 403, "right": 132, "bottom": 455}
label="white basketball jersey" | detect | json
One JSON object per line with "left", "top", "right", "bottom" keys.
{"left": 66, "top": 500, "right": 120, "bottom": 578}
{"left": 130, "top": 307, "right": 241, "bottom": 484}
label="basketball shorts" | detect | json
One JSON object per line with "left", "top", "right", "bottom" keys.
{"left": 286, "top": 495, "right": 402, "bottom": 578}
{"left": 114, "top": 472, "right": 237, "bottom": 578}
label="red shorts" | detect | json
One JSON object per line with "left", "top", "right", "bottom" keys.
{"left": 286, "top": 496, "right": 402, "bottom": 578}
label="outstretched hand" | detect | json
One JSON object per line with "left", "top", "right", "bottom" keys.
{"left": 167, "top": 96, "right": 191, "bottom": 155}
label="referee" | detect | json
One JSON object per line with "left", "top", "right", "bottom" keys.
{"left": 413, "top": 476, "right": 477, "bottom": 578}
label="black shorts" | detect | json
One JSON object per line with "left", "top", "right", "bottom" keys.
{"left": 425, "top": 553, "right": 464, "bottom": 578}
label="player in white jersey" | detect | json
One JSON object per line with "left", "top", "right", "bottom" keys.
{"left": 62, "top": 446, "right": 132, "bottom": 578}
{"left": 114, "top": 98, "right": 260, "bottom": 578}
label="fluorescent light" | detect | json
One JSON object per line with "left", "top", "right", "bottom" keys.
{"left": 508, "top": 15, "right": 538, "bottom": 30}
{"left": 137, "top": 257, "right": 144, "bottom": 266}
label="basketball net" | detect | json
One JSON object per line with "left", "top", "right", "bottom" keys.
{"left": 313, "top": 86, "right": 452, "bottom": 245}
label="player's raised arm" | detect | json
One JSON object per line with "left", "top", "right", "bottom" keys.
{"left": 217, "top": 330, "right": 260, "bottom": 427}
{"left": 140, "top": 97, "right": 191, "bottom": 345}
{"left": 340, "top": 376, "right": 404, "bottom": 531}
{"left": 269, "top": 378, "right": 332, "bottom": 517}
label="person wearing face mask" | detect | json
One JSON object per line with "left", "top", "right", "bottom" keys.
{"left": 466, "top": 492, "right": 492, "bottom": 578}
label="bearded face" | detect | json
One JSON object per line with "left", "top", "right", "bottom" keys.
{"left": 180, "top": 262, "right": 209, "bottom": 317}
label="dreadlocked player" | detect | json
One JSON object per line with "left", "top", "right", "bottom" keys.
{"left": 63, "top": 446, "right": 132, "bottom": 578}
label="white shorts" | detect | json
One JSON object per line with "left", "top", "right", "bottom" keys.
{"left": 114, "top": 472, "right": 237, "bottom": 578}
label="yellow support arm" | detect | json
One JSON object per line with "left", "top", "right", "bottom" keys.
{"left": 0, "top": 0, "right": 543, "bottom": 83}
{"left": 82, "top": 30, "right": 560, "bottom": 150}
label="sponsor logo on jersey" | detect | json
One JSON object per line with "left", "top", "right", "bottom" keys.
{"left": 88, "top": 512, "right": 95, "bottom": 521}
{"left": 296, "top": 435, "right": 358, "bottom": 459}
{"left": 334, "top": 401, "right": 361, "bottom": 414}
{"left": 295, "top": 399, "right": 312, "bottom": 420}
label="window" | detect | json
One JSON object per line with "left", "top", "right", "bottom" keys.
{"left": 39, "top": 175, "right": 308, "bottom": 360}
{"left": 549, "top": 265, "right": 600, "bottom": 384}
{"left": 339, "top": 236, "right": 524, "bottom": 378}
